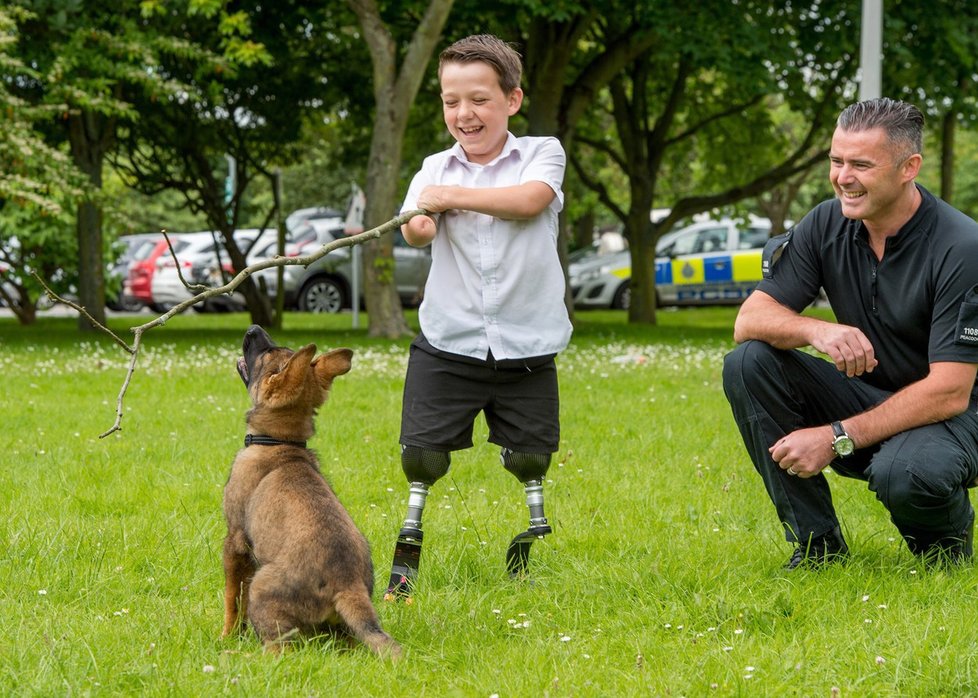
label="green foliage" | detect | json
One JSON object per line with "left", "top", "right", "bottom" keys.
{"left": 4, "top": 309, "right": 978, "bottom": 694}
{"left": 0, "top": 6, "right": 84, "bottom": 215}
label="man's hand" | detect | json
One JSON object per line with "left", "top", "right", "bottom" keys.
{"left": 769, "top": 425, "right": 836, "bottom": 478}
{"left": 810, "top": 323, "right": 878, "bottom": 377}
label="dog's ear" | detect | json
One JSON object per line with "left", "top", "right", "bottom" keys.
{"left": 312, "top": 348, "right": 353, "bottom": 386}
{"left": 275, "top": 343, "right": 317, "bottom": 389}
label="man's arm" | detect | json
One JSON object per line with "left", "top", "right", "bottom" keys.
{"left": 770, "top": 361, "right": 978, "bottom": 478}
{"left": 743, "top": 291, "right": 978, "bottom": 474}
{"left": 846, "top": 362, "right": 977, "bottom": 445}
{"left": 734, "top": 290, "right": 878, "bottom": 377}
{"left": 416, "top": 181, "right": 556, "bottom": 220}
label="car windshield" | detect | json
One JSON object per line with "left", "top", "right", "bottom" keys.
{"left": 670, "top": 227, "right": 728, "bottom": 255}
{"left": 739, "top": 226, "right": 771, "bottom": 249}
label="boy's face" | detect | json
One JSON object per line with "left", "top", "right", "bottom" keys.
{"left": 440, "top": 60, "right": 522, "bottom": 165}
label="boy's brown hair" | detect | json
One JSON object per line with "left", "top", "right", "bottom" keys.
{"left": 439, "top": 34, "right": 522, "bottom": 94}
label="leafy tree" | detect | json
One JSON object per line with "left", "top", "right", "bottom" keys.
{"left": 0, "top": 204, "right": 81, "bottom": 324}
{"left": 346, "top": 0, "right": 455, "bottom": 338}
{"left": 12, "top": 0, "right": 202, "bottom": 329}
{"left": 0, "top": 7, "right": 82, "bottom": 217}
{"left": 562, "top": 0, "right": 858, "bottom": 323}
{"left": 114, "top": 0, "right": 351, "bottom": 327}
{"left": 886, "top": 0, "right": 978, "bottom": 207}
{"left": 0, "top": 5, "right": 87, "bottom": 323}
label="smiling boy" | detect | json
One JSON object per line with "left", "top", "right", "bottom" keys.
{"left": 386, "top": 34, "right": 571, "bottom": 595}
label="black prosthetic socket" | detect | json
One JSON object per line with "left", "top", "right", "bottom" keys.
{"left": 501, "top": 448, "right": 554, "bottom": 576}
{"left": 386, "top": 446, "right": 450, "bottom": 598}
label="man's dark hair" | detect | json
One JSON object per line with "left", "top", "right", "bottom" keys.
{"left": 439, "top": 34, "right": 522, "bottom": 94}
{"left": 837, "top": 97, "right": 925, "bottom": 159}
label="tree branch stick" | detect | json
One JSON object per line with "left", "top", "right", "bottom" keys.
{"left": 45, "top": 210, "right": 423, "bottom": 438}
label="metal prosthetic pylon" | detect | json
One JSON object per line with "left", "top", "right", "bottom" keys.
{"left": 384, "top": 482, "right": 429, "bottom": 600}
{"left": 505, "top": 478, "right": 552, "bottom": 577}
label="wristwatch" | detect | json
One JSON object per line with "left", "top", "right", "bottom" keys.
{"left": 830, "top": 421, "right": 855, "bottom": 457}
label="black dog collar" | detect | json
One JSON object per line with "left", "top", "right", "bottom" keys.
{"left": 244, "top": 434, "right": 307, "bottom": 448}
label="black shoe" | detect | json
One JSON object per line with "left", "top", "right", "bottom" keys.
{"left": 785, "top": 526, "right": 849, "bottom": 570}
{"left": 915, "top": 510, "right": 974, "bottom": 566}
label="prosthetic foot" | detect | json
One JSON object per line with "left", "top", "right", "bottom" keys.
{"left": 501, "top": 449, "right": 553, "bottom": 577}
{"left": 385, "top": 484, "right": 427, "bottom": 599}
{"left": 385, "top": 447, "right": 450, "bottom": 599}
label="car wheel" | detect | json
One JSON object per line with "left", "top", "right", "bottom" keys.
{"left": 298, "top": 276, "right": 345, "bottom": 313}
{"left": 612, "top": 282, "right": 630, "bottom": 310}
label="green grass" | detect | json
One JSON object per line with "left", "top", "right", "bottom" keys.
{"left": 3, "top": 308, "right": 978, "bottom": 696}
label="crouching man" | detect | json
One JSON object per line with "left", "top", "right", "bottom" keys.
{"left": 723, "top": 97, "right": 978, "bottom": 568}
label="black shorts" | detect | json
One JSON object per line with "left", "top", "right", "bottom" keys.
{"left": 400, "top": 339, "right": 560, "bottom": 454}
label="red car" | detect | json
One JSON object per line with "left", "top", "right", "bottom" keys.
{"left": 123, "top": 235, "right": 190, "bottom": 312}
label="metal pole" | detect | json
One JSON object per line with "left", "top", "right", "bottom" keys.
{"left": 344, "top": 183, "right": 366, "bottom": 330}
{"left": 351, "top": 245, "right": 360, "bottom": 329}
{"left": 859, "top": 0, "right": 883, "bottom": 101}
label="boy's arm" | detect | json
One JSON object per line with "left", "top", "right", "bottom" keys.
{"left": 402, "top": 214, "right": 437, "bottom": 247}
{"left": 417, "top": 181, "right": 556, "bottom": 220}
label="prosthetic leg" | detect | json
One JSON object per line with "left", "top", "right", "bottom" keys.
{"left": 385, "top": 446, "right": 450, "bottom": 599}
{"left": 501, "top": 448, "right": 553, "bottom": 577}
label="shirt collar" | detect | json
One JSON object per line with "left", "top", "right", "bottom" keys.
{"left": 853, "top": 184, "right": 935, "bottom": 249}
{"left": 449, "top": 132, "right": 520, "bottom": 168}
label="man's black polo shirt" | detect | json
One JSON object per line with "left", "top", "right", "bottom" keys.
{"left": 757, "top": 185, "right": 978, "bottom": 393}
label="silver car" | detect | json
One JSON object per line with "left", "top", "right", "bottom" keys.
{"left": 261, "top": 227, "right": 431, "bottom": 313}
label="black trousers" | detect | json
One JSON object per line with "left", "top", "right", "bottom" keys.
{"left": 722, "top": 340, "right": 978, "bottom": 550}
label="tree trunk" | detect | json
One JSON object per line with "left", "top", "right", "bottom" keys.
{"left": 347, "top": 0, "right": 455, "bottom": 339}
{"left": 940, "top": 110, "right": 955, "bottom": 204}
{"left": 362, "top": 86, "right": 411, "bottom": 338}
{"left": 67, "top": 110, "right": 114, "bottom": 331}
{"left": 573, "top": 210, "right": 595, "bottom": 250}
{"left": 218, "top": 226, "right": 275, "bottom": 327}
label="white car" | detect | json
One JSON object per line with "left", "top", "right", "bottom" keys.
{"left": 151, "top": 230, "right": 284, "bottom": 311}
{"left": 569, "top": 218, "right": 777, "bottom": 309}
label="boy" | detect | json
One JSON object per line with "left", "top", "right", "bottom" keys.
{"left": 386, "top": 34, "right": 572, "bottom": 597}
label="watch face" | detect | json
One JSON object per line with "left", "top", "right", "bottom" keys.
{"left": 834, "top": 436, "right": 855, "bottom": 457}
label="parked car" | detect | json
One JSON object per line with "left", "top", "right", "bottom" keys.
{"left": 569, "top": 217, "right": 776, "bottom": 309}
{"left": 189, "top": 229, "right": 289, "bottom": 312}
{"left": 107, "top": 233, "right": 160, "bottom": 311}
{"left": 150, "top": 229, "right": 287, "bottom": 312}
{"left": 285, "top": 207, "right": 344, "bottom": 235}
{"left": 123, "top": 234, "right": 192, "bottom": 312}
{"left": 284, "top": 218, "right": 346, "bottom": 257}
{"left": 261, "top": 229, "right": 431, "bottom": 313}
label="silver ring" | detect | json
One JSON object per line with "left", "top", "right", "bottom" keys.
{"left": 787, "top": 468, "right": 798, "bottom": 476}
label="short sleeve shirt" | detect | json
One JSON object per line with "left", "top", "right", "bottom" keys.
{"left": 401, "top": 133, "right": 572, "bottom": 361}
{"left": 756, "top": 185, "right": 978, "bottom": 393}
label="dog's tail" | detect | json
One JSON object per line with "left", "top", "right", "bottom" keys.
{"left": 334, "top": 587, "right": 402, "bottom": 660}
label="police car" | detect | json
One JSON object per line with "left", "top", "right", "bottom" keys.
{"left": 569, "top": 218, "right": 776, "bottom": 309}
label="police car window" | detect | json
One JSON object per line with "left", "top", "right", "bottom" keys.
{"left": 679, "top": 228, "right": 726, "bottom": 254}
{"left": 739, "top": 227, "right": 770, "bottom": 249}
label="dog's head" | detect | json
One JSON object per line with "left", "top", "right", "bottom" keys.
{"left": 237, "top": 325, "right": 353, "bottom": 413}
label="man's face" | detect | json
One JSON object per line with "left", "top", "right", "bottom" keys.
{"left": 440, "top": 61, "right": 522, "bottom": 165}
{"left": 829, "top": 126, "right": 919, "bottom": 228}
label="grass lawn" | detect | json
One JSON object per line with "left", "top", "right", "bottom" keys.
{"left": 2, "top": 307, "right": 978, "bottom": 696}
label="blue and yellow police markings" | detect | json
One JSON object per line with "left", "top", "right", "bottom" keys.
{"left": 655, "top": 251, "right": 762, "bottom": 286}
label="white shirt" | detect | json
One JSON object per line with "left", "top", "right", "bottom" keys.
{"left": 402, "top": 133, "right": 572, "bottom": 361}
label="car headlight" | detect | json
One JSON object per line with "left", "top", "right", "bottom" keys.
{"left": 572, "top": 268, "right": 601, "bottom": 284}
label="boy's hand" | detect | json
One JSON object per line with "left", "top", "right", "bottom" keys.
{"left": 402, "top": 215, "right": 437, "bottom": 247}
{"left": 416, "top": 185, "right": 452, "bottom": 214}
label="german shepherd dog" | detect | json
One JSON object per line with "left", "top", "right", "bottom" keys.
{"left": 221, "top": 325, "right": 400, "bottom": 657}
